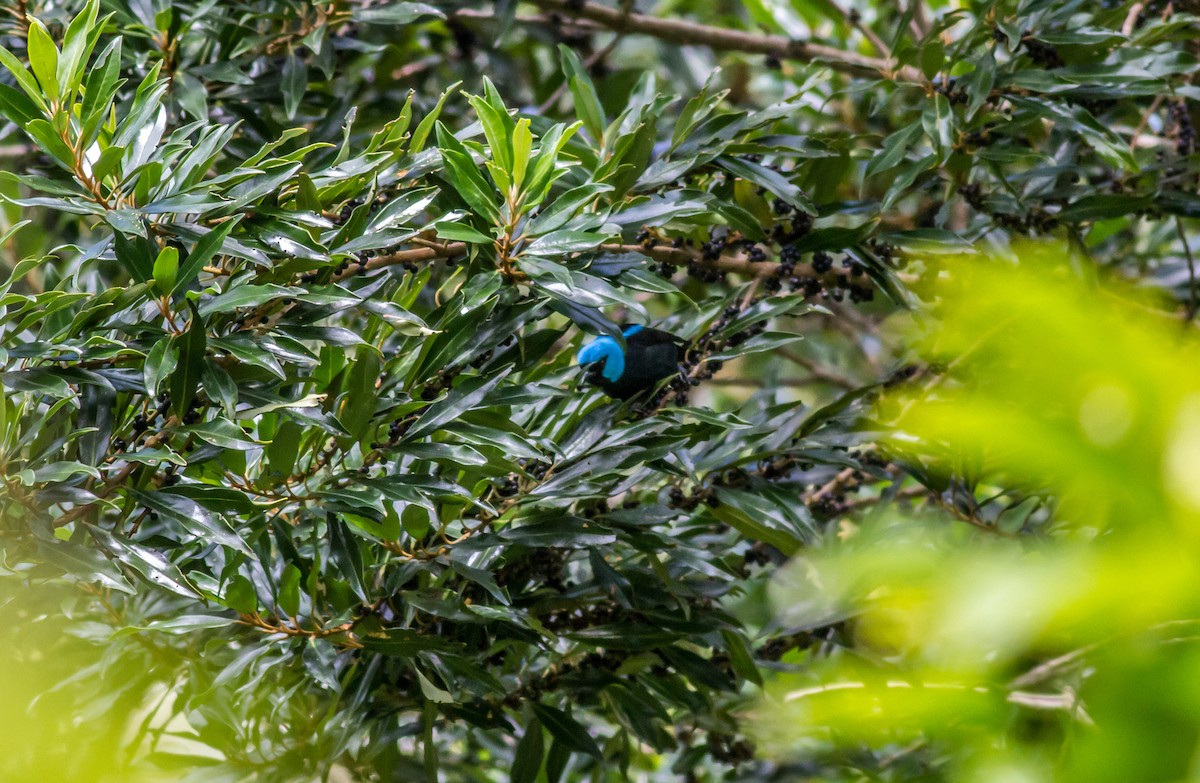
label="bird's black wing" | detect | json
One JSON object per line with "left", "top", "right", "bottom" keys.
{"left": 601, "top": 327, "right": 684, "bottom": 399}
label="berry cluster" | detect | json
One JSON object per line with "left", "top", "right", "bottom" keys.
{"left": 707, "top": 732, "right": 756, "bottom": 765}
{"left": 1020, "top": 31, "right": 1064, "bottom": 69}
{"left": 419, "top": 364, "right": 460, "bottom": 400}
{"left": 756, "top": 629, "right": 819, "bottom": 661}
{"left": 958, "top": 182, "right": 1058, "bottom": 233}
{"left": 494, "top": 547, "right": 566, "bottom": 591}
{"left": 539, "top": 601, "right": 619, "bottom": 633}
{"left": 498, "top": 649, "right": 625, "bottom": 708}
{"left": 375, "top": 414, "right": 416, "bottom": 449}
{"left": 1172, "top": 99, "right": 1196, "bottom": 156}
{"left": 487, "top": 456, "right": 552, "bottom": 504}
{"left": 933, "top": 77, "right": 969, "bottom": 106}
{"left": 666, "top": 483, "right": 720, "bottom": 511}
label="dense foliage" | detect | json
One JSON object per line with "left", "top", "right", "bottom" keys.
{"left": 0, "top": 0, "right": 1197, "bottom": 780}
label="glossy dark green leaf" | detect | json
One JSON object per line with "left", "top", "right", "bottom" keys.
{"left": 223, "top": 574, "right": 258, "bottom": 614}
{"left": 170, "top": 303, "right": 206, "bottom": 419}
{"left": 530, "top": 703, "right": 602, "bottom": 760}
{"left": 512, "top": 719, "right": 544, "bottom": 783}
{"left": 282, "top": 53, "right": 306, "bottom": 120}
{"left": 174, "top": 217, "right": 241, "bottom": 296}
{"left": 559, "top": 44, "right": 605, "bottom": 143}
{"left": 277, "top": 563, "right": 302, "bottom": 617}
{"left": 545, "top": 737, "right": 571, "bottom": 783}
{"left": 336, "top": 345, "right": 382, "bottom": 442}
{"left": 404, "top": 370, "right": 509, "bottom": 441}
{"left": 328, "top": 513, "right": 368, "bottom": 601}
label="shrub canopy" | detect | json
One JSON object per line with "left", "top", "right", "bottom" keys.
{"left": 0, "top": 0, "right": 1197, "bottom": 781}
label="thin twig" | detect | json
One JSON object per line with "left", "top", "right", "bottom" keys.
{"left": 538, "top": 32, "right": 623, "bottom": 115}
{"left": 778, "top": 348, "right": 858, "bottom": 389}
{"left": 903, "top": 0, "right": 931, "bottom": 37}
{"left": 1122, "top": 2, "right": 1145, "bottom": 35}
{"left": 830, "top": 0, "right": 891, "bottom": 59}
{"left": 1177, "top": 216, "right": 1197, "bottom": 321}
{"left": 1131, "top": 94, "right": 1164, "bottom": 149}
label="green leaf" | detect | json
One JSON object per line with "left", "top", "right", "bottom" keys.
{"left": 152, "top": 245, "right": 179, "bottom": 296}
{"left": 512, "top": 719, "right": 545, "bottom": 783}
{"left": 0, "top": 45, "right": 47, "bottom": 111}
{"left": 58, "top": 0, "right": 102, "bottom": 97}
{"left": 143, "top": 337, "right": 179, "bottom": 398}
{"left": 266, "top": 420, "right": 302, "bottom": 478}
{"left": 174, "top": 217, "right": 241, "bottom": 295}
{"left": 709, "top": 486, "right": 810, "bottom": 555}
{"left": 35, "top": 538, "right": 135, "bottom": 594}
{"left": 470, "top": 77, "right": 515, "bottom": 177}
{"left": 922, "top": 93, "right": 954, "bottom": 157}
{"left": 85, "top": 523, "right": 200, "bottom": 599}
{"left": 921, "top": 39, "right": 946, "bottom": 81}
{"left": 223, "top": 574, "right": 258, "bottom": 614}
{"left": 511, "top": 117, "right": 533, "bottom": 191}
{"left": 336, "top": 345, "right": 382, "bottom": 442}
{"left": 416, "top": 668, "right": 455, "bottom": 704}
{"left": 352, "top": 3, "right": 445, "bottom": 25}
{"left": 545, "top": 738, "right": 571, "bottom": 783}
{"left": 198, "top": 283, "right": 293, "bottom": 316}
{"left": 25, "top": 19, "right": 60, "bottom": 103}
{"left": 328, "top": 514, "right": 368, "bottom": 601}
{"left": 596, "top": 116, "right": 656, "bottom": 199}
{"left": 278, "top": 563, "right": 302, "bottom": 617}
{"left": 411, "top": 80, "right": 461, "bottom": 153}
{"left": 360, "top": 629, "right": 460, "bottom": 656}
{"left": 865, "top": 122, "right": 925, "bottom": 179}
{"left": 25, "top": 119, "right": 75, "bottom": 171}
{"left": 433, "top": 221, "right": 493, "bottom": 244}
{"left": 965, "top": 48, "right": 996, "bottom": 120}
{"left": 184, "top": 418, "right": 259, "bottom": 449}
{"left": 27, "top": 461, "right": 101, "bottom": 483}
{"left": 170, "top": 303, "right": 206, "bottom": 419}
{"left": 134, "top": 490, "right": 251, "bottom": 554}
{"left": 559, "top": 44, "right": 606, "bottom": 144}
{"left": 79, "top": 40, "right": 124, "bottom": 144}
{"left": 525, "top": 229, "right": 610, "bottom": 256}
{"left": 530, "top": 703, "right": 602, "bottom": 760}
{"left": 721, "top": 629, "right": 763, "bottom": 687}
{"left": 524, "top": 121, "right": 582, "bottom": 206}
{"left": 404, "top": 370, "right": 509, "bottom": 441}
{"left": 282, "top": 53, "right": 307, "bottom": 120}
{"left": 112, "top": 225, "right": 157, "bottom": 284}
{"left": 528, "top": 183, "right": 613, "bottom": 236}
{"left": 435, "top": 122, "right": 502, "bottom": 224}
{"left": 717, "top": 156, "right": 815, "bottom": 214}
{"left": 0, "top": 82, "right": 41, "bottom": 126}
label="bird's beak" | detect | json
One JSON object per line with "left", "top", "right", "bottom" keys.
{"left": 579, "top": 358, "right": 605, "bottom": 386}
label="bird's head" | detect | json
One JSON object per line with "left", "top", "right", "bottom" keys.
{"left": 576, "top": 325, "right": 643, "bottom": 384}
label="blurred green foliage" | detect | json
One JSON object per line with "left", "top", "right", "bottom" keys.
{"left": 756, "top": 249, "right": 1200, "bottom": 781}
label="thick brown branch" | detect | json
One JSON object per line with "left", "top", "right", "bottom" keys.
{"left": 334, "top": 241, "right": 468, "bottom": 282}
{"left": 354, "top": 237, "right": 858, "bottom": 287}
{"left": 525, "top": 0, "right": 921, "bottom": 82}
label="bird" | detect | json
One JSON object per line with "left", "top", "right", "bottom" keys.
{"left": 576, "top": 324, "right": 684, "bottom": 399}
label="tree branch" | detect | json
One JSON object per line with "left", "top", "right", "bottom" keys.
{"left": 524, "top": 0, "right": 921, "bottom": 82}
{"left": 350, "top": 236, "right": 872, "bottom": 292}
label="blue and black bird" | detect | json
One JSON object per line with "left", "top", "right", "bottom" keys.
{"left": 576, "top": 325, "right": 684, "bottom": 399}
